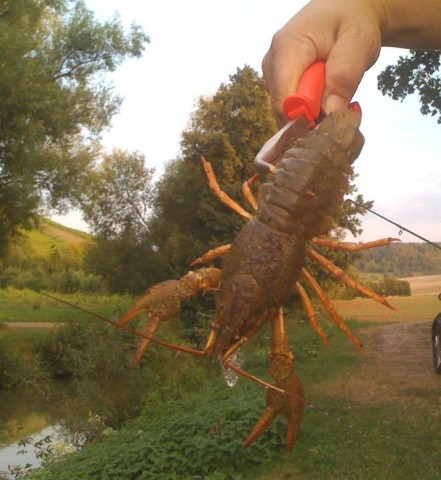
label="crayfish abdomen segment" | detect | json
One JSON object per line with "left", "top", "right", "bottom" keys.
{"left": 213, "top": 219, "right": 305, "bottom": 354}
{"left": 257, "top": 110, "right": 364, "bottom": 239}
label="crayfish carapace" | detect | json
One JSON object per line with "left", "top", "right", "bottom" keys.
{"left": 117, "top": 110, "right": 398, "bottom": 449}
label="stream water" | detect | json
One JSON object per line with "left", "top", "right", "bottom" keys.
{"left": 0, "top": 379, "right": 140, "bottom": 478}
{"left": 0, "top": 389, "right": 50, "bottom": 477}
{"left": 0, "top": 426, "right": 56, "bottom": 477}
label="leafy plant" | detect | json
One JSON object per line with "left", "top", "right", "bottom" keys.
{"left": 27, "top": 380, "right": 289, "bottom": 480}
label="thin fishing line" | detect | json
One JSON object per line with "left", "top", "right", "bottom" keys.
{"left": 348, "top": 199, "right": 441, "bottom": 251}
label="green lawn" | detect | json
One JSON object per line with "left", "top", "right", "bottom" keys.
{"left": 334, "top": 293, "right": 440, "bottom": 323}
{"left": 0, "top": 287, "right": 133, "bottom": 323}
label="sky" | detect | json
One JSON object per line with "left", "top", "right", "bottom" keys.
{"left": 53, "top": 0, "right": 441, "bottom": 246}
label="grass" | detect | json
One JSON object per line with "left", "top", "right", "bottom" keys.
{"left": 333, "top": 293, "right": 440, "bottom": 323}
{"left": 252, "top": 398, "right": 440, "bottom": 479}
{"left": 41, "top": 218, "right": 92, "bottom": 243}
{"left": 6, "top": 218, "right": 91, "bottom": 269}
{"left": 0, "top": 287, "right": 134, "bottom": 324}
{"left": 0, "top": 327, "right": 51, "bottom": 343}
{"left": 332, "top": 274, "right": 441, "bottom": 324}
{"left": 402, "top": 274, "right": 441, "bottom": 295}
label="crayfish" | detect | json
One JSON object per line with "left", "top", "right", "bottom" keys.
{"left": 116, "top": 110, "right": 398, "bottom": 449}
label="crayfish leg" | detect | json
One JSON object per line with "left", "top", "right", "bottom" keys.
{"left": 190, "top": 244, "right": 231, "bottom": 267}
{"left": 242, "top": 173, "right": 260, "bottom": 211}
{"left": 200, "top": 156, "right": 252, "bottom": 220}
{"left": 306, "top": 248, "right": 396, "bottom": 310}
{"left": 294, "top": 281, "right": 330, "bottom": 348}
{"left": 311, "top": 236, "right": 400, "bottom": 251}
{"left": 300, "top": 267, "right": 363, "bottom": 350}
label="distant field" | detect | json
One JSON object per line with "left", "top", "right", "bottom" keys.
{"left": 332, "top": 274, "right": 441, "bottom": 323}
{"left": 401, "top": 274, "right": 441, "bottom": 295}
{"left": 334, "top": 294, "right": 440, "bottom": 323}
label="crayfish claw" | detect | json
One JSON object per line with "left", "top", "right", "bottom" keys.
{"left": 243, "top": 407, "right": 278, "bottom": 448}
{"left": 284, "top": 373, "right": 305, "bottom": 449}
{"left": 244, "top": 371, "right": 304, "bottom": 450}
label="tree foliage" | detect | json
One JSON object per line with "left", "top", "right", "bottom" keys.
{"left": 378, "top": 50, "right": 441, "bottom": 123}
{"left": 355, "top": 241, "right": 441, "bottom": 277}
{"left": 0, "top": 0, "right": 149, "bottom": 252}
{"left": 79, "top": 149, "right": 168, "bottom": 293}
{"left": 366, "top": 276, "right": 411, "bottom": 297}
{"left": 150, "top": 66, "right": 279, "bottom": 276}
{"left": 80, "top": 149, "right": 162, "bottom": 293}
{"left": 81, "top": 150, "right": 155, "bottom": 240}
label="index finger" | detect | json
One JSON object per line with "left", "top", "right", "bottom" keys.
{"left": 262, "top": 36, "right": 318, "bottom": 126}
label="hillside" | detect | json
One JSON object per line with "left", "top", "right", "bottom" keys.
{"left": 354, "top": 241, "right": 441, "bottom": 277}
{"left": 3, "top": 218, "right": 92, "bottom": 268}
{"left": 39, "top": 219, "right": 91, "bottom": 244}
{"left": 0, "top": 218, "right": 98, "bottom": 292}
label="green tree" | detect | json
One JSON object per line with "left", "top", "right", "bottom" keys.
{"left": 81, "top": 149, "right": 161, "bottom": 293}
{"left": 84, "top": 233, "right": 165, "bottom": 294}
{"left": 0, "top": 0, "right": 149, "bottom": 252}
{"left": 150, "top": 66, "right": 279, "bottom": 276}
{"left": 378, "top": 50, "right": 441, "bottom": 123}
{"left": 81, "top": 149, "right": 155, "bottom": 239}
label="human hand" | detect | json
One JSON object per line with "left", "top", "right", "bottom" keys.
{"left": 262, "top": 0, "right": 385, "bottom": 125}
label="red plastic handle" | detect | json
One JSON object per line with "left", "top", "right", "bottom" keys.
{"left": 283, "top": 61, "right": 326, "bottom": 123}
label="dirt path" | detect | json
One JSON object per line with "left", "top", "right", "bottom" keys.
{"left": 311, "top": 320, "right": 441, "bottom": 405}
{"left": 3, "top": 322, "right": 61, "bottom": 329}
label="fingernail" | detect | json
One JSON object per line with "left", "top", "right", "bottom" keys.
{"left": 324, "top": 94, "right": 346, "bottom": 114}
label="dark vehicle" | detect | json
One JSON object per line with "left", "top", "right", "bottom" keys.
{"left": 432, "top": 293, "right": 441, "bottom": 374}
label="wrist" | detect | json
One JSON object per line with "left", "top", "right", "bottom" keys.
{"left": 377, "top": 0, "right": 441, "bottom": 49}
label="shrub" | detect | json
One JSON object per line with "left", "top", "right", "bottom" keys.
{"left": 366, "top": 277, "right": 411, "bottom": 296}
{"left": 39, "top": 320, "right": 138, "bottom": 380}
{"left": 0, "top": 267, "right": 105, "bottom": 293}
{"left": 0, "top": 338, "right": 48, "bottom": 390}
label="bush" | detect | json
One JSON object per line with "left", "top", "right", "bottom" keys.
{"left": 39, "top": 320, "right": 138, "bottom": 380}
{"left": 0, "top": 337, "right": 48, "bottom": 390}
{"left": 0, "top": 267, "right": 104, "bottom": 293}
{"left": 366, "top": 277, "right": 411, "bottom": 297}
